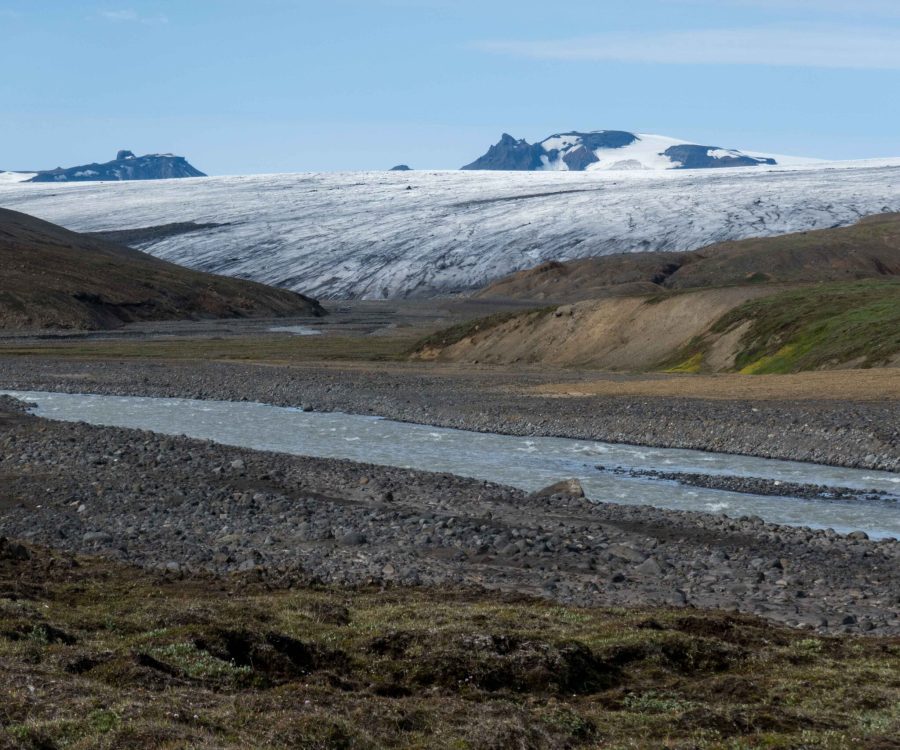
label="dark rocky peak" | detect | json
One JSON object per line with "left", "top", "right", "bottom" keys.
{"left": 390, "top": 164, "right": 412, "bottom": 171}
{"left": 117, "top": 150, "right": 136, "bottom": 160}
{"left": 461, "top": 134, "right": 547, "bottom": 171}
{"left": 462, "top": 129, "right": 783, "bottom": 171}
{"left": 463, "top": 130, "right": 639, "bottom": 171}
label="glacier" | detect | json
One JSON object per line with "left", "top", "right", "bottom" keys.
{"left": 0, "top": 171, "right": 37, "bottom": 184}
{"left": 1, "top": 161, "right": 899, "bottom": 299}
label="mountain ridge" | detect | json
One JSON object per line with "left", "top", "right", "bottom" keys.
{"left": 3, "top": 150, "right": 206, "bottom": 183}
{"left": 462, "top": 130, "right": 795, "bottom": 171}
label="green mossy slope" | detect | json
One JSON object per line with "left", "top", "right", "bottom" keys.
{"left": 666, "top": 279, "right": 900, "bottom": 374}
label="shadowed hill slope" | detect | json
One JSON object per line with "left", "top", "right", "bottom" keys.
{"left": 0, "top": 208, "right": 325, "bottom": 330}
{"left": 477, "top": 213, "right": 900, "bottom": 303}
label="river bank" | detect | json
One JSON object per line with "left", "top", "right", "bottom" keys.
{"left": 0, "top": 358, "right": 897, "bottom": 472}
{"left": 7, "top": 389, "right": 899, "bottom": 537}
{"left": 2, "top": 396, "right": 898, "bottom": 636}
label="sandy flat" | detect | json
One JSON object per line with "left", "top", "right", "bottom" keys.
{"left": 526, "top": 368, "right": 900, "bottom": 401}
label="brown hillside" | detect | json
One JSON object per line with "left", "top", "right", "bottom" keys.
{"left": 0, "top": 207, "right": 325, "bottom": 330}
{"left": 417, "top": 279, "right": 900, "bottom": 373}
{"left": 419, "top": 287, "right": 776, "bottom": 371}
{"left": 477, "top": 213, "right": 900, "bottom": 303}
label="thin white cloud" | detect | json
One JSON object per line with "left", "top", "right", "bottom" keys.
{"left": 100, "top": 9, "right": 168, "bottom": 25}
{"left": 476, "top": 26, "right": 900, "bottom": 70}
{"left": 101, "top": 9, "right": 138, "bottom": 21}
{"left": 698, "top": 0, "right": 900, "bottom": 13}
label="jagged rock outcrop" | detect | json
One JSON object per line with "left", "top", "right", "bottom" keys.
{"left": 461, "top": 133, "right": 548, "bottom": 171}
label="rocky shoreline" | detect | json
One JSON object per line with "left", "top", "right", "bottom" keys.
{"left": 2, "top": 396, "right": 898, "bottom": 636}
{"left": 0, "top": 358, "right": 898, "bottom": 471}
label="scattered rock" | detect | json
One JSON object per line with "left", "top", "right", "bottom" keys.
{"left": 609, "top": 544, "right": 647, "bottom": 564}
{"left": 82, "top": 532, "right": 113, "bottom": 544}
{"left": 341, "top": 531, "right": 367, "bottom": 546}
{"left": 528, "top": 479, "right": 585, "bottom": 500}
{"left": 634, "top": 557, "right": 663, "bottom": 576}
{"left": 0, "top": 537, "right": 29, "bottom": 561}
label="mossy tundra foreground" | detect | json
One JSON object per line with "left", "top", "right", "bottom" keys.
{"left": 0, "top": 539, "right": 898, "bottom": 750}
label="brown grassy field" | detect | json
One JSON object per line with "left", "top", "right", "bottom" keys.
{"left": 1, "top": 541, "right": 899, "bottom": 750}
{"left": 0, "top": 333, "right": 418, "bottom": 364}
{"left": 416, "top": 279, "right": 900, "bottom": 374}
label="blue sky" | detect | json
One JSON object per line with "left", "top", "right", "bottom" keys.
{"left": 2, "top": 0, "right": 899, "bottom": 173}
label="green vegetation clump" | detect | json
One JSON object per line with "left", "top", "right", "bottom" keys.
{"left": 1, "top": 545, "right": 899, "bottom": 749}
{"left": 665, "top": 352, "right": 703, "bottom": 374}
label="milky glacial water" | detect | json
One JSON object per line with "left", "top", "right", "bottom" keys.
{"left": 268, "top": 325, "right": 323, "bottom": 336}
{"left": 4, "top": 390, "right": 899, "bottom": 538}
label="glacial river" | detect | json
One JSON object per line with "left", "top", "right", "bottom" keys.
{"left": 4, "top": 390, "right": 899, "bottom": 538}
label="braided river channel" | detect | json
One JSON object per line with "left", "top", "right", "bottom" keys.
{"left": 5, "top": 390, "right": 899, "bottom": 539}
